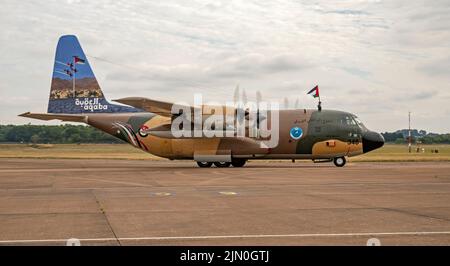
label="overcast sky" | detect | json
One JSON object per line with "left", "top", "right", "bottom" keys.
{"left": 1, "top": 0, "right": 449, "bottom": 132}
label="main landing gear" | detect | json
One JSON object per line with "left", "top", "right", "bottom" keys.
{"left": 333, "top": 156, "right": 346, "bottom": 167}
{"left": 214, "top": 162, "right": 231, "bottom": 168}
{"left": 196, "top": 159, "right": 247, "bottom": 168}
{"left": 196, "top": 162, "right": 213, "bottom": 168}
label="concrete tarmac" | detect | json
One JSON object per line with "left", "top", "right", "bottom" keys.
{"left": 0, "top": 158, "right": 450, "bottom": 245}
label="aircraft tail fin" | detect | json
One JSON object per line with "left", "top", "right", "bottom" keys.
{"left": 48, "top": 35, "right": 140, "bottom": 114}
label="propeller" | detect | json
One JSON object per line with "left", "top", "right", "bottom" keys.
{"left": 233, "top": 84, "right": 240, "bottom": 104}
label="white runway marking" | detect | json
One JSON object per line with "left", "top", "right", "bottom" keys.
{"left": 219, "top": 191, "right": 238, "bottom": 195}
{"left": 152, "top": 192, "right": 172, "bottom": 196}
{"left": 1, "top": 231, "right": 450, "bottom": 244}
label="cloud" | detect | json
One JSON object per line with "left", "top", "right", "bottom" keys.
{"left": 104, "top": 52, "right": 314, "bottom": 86}
{"left": 417, "top": 57, "right": 450, "bottom": 76}
{"left": 324, "top": 10, "right": 370, "bottom": 16}
{"left": 394, "top": 91, "right": 438, "bottom": 101}
{"left": 0, "top": 0, "right": 450, "bottom": 132}
{"left": 212, "top": 53, "right": 314, "bottom": 78}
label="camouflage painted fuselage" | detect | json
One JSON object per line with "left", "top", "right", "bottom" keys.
{"left": 86, "top": 109, "right": 368, "bottom": 161}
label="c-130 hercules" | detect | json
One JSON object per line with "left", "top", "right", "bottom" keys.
{"left": 20, "top": 35, "right": 384, "bottom": 167}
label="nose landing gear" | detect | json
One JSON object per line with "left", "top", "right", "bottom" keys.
{"left": 231, "top": 158, "right": 246, "bottom": 167}
{"left": 333, "top": 156, "right": 346, "bottom": 167}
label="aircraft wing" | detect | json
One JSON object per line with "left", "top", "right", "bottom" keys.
{"left": 114, "top": 97, "right": 242, "bottom": 117}
{"left": 19, "top": 112, "right": 87, "bottom": 123}
{"left": 114, "top": 97, "right": 197, "bottom": 117}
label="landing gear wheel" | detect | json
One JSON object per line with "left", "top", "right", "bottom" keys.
{"left": 197, "top": 162, "right": 213, "bottom": 168}
{"left": 214, "top": 162, "right": 231, "bottom": 168}
{"left": 333, "top": 157, "right": 346, "bottom": 167}
{"left": 231, "top": 159, "right": 247, "bottom": 167}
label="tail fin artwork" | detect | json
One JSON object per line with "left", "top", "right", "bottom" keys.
{"left": 48, "top": 35, "right": 140, "bottom": 114}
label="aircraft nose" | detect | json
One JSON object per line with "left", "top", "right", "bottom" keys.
{"left": 362, "top": 131, "right": 384, "bottom": 153}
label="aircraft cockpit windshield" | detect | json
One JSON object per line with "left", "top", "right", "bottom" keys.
{"left": 352, "top": 115, "right": 367, "bottom": 130}
{"left": 339, "top": 115, "right": 357, "bottom": 126}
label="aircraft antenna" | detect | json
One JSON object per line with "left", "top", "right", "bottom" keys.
{"left": 318, "top": 95, "right": 322, "bottom": 112}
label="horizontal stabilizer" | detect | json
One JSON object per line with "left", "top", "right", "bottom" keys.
{"left": 18, "top": 112, "right": 87, "bottom": 123}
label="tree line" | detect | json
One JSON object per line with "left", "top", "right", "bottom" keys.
{"left": 0, "top": 124, "right": 449, "bottom": 144}
{"left": 381, "top": 131, "right": 450, "bottom": 144}
{"left": 0, "top": 124, "right": 122, "bottom": 144}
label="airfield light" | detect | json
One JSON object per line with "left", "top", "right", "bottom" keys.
{"left": 408, "top": 111, "right": 412, "bottom": 153}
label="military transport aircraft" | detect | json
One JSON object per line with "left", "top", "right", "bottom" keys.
{"left": 20, "top": 35, "right": 384, "bottom": 167}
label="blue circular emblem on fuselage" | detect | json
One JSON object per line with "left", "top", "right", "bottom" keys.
{"left": 290, "top": 126, "right": 303, "bottom": 140}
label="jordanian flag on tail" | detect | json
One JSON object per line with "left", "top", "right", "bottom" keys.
{"left": 307, "top": 85, "right": 319, "bottom": 98}
{"left": 73, "top": 56, "right": 85, "bottom": 64}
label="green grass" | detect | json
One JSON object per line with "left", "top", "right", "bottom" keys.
{"left": 350, "top": 144, "right": 450, "bottom": 162}
{"left": 0, "top": 143, "right": 449, "bottom": 162}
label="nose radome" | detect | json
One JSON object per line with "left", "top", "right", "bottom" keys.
{"left": 362, "top": 131, "right": 385, "bottom": 153}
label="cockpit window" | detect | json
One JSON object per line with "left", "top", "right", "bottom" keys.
{"left": 352, "top": 115, "right": 366, "bottom": 129}
{"left": 340, "top": 116, "right": 356, "bottom": 126}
